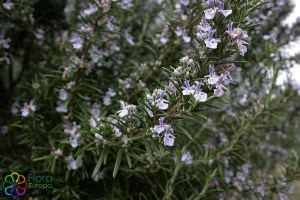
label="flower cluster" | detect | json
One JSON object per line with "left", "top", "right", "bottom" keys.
{"left": 117, "top": 100, "right": 137, "bottom": 118}
{"left": 89, "top": 103, "right": 101, "bottom": 129}
{"left": 2, "top": 0, "right": 14, "bottom": 10}
{"left": 204, "top": 0, "right": 232, "bottom": 19}
{"left": 150, "top": 117, "right": 175, "bottom": 146}
{"left": 147, "top": 89, "right": 169, "bottom": 110}
{"left": 64, "top": 121, "right": 81, "bottom": 148}
{"left": 56, "top": 81, "right": 76, "bottom": 113}
{"left": 197, "top": 17, "right": 221, "bottom": 49}
{"left": 227, "top": 20, "right": 249, "bottom": 56}
{"left": 197, "top": 0, "right": 233, "bottom": 49}
{"left": 20, "top": 100, "right": 36, "bottom": 117}
{"left": 181, "top": 80, "right": 207, "bottom": 102}
{"left": 66, "top": 155, "right": 82, "bottom": 170}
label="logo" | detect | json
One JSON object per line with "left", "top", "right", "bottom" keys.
{"left": 2, "top": 172, "right": 28, "bottom": 198}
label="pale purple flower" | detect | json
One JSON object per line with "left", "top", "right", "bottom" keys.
{"left": 67, "top": 155, "right": 78, "bottom": 170}
{"left": 218, "top": 0, "right": 232, "bottom": 17}
{"left": 146, "top": 108, "right": 154, "bottom": 118}
{"left": 194, "top": 81, "right": 207, "bottom": 102}
{"left": 291, "top": 79, "right": 300, "bottom": 96}
{"left": 256, "top": 183, "right": 266, "bottom": 197}
{"left": 205, "top": 64, "right": 219, "bottom": 85}
{"left": 175, "top": 26, "right": 183, "bottom": 37}
{"left": 117, "top": 100, "right": 129, "bottom": 117}
{"left": 124, "top": 29, "right": 135, "bottom": 46}
{"left": 29, "top": 100, "right": 36, "bottom": 112}
{"left": 227, "top": 20, "right": 241, "bottom": 39}
{"left": 182, "top": 31, "right": 191, "bottom": 43}
{"left": 89, "top": 118, "right": 98, "bottom": 128}
{"left": 107, "top": 16, "right": 118, "bottom": 31}
{"left": 224, "top": 170, "right": 234, "bottom": 183}
{"left": 164, "top": 125, "right": 175, "bottom": 146}
{"left": 117, "top": 101, "right": 136, "bottom": 117}
{"left": 237, "top": 35, "right": 249, "bottom": 56}
{"left": 278, "top": 193, "right": 289, "bottom": 200}
{"left": 0, "top": 35, "right": 11, "bottom": 49}
{"left": 197, "top": 31, "right": 206, "bottom": 41}
{"left": 114, "top": 127, "right": 123, "bottom": 137}
{"left": 91, "top": 103, "right": 101, "bottom": 117}
{"left": 160, "top": 26, "right": 169, "bottom": 44}
{"left": 90, "top": 47, "right": 105, "bottom": 64}
{"left": 181, "top": 151, "right": 193, "bottom": 164}
{"left": 227, "top": 20, "right": 249, "bottom": 56}
{"left": 109, "top": 42, "right": 120, "bottom": 53}
{"left": 2, "top": 0, "right": 13, "bottom": 10}
{"left": 153, "top": 117, "right": 166, "bottom": 134}
{"left": 103, "top": 96, "right": 112, "bottom": 106}
{"left": 175, "top": 3, "right": 181, "bottom": 10}
{"left": 160, "top": 34, "right": 168, "bottom": 44}
{"left": 181, "top": 14, "right": 188, "bottom": 21}
{"left": 180, "top": 0, "right": 189, "bottom": 6}
{"left": 181, "top": 80, "right": 195, "bottom": 95}
{"left": 56, "top": 101, "right": 68, "bottom": 113}
{"left": 35, "top": 28, "right": 45, "bottom": 40}
{"left": 64, "top": 121, "right": 81, "bottom": 135}
{"left": 70, "top": 34, "right": 83, "bottom": 50}
{"left": 227, "top": 20, "right": 245, "bottom": 39}
{"left": 151, "top": 118, "right": 175, "bottom": 146}
{"left": 21, "top": 100, "right": 36, "bottom": 117}
{"left": 82, "top": 3, "right": 98, "bottom": 16}
{"left": 204, "top": 0, "right": 218, "bottom": 20}
{"left": 103, "top": 88, "right": 116, "bottom": 105}
{"left": 222, "top": 64, "right": 238, "bottom": 84}
{"left": 118, "top": 0, "right": 133, "bottom": 9}
{"left": 214, "top": 87, "right": 224, "bottom": 97}
{"left": 59, "top": 89, "right": 68, "bottom": 101}
{"left": 237, "top": 43, "right": 247, "bottom": 56}
{"left": 70, "top": 133, "right": 80, "bottom": 148}
{"left": 175, "top": 27, "right": 190, "bottom": 43}
{"left": 214, "top": 75, "right": 227, "bottom": 97}
{"left": 197, "top": 17, "right": 211, "bottom": 32}
{"left": 155, "top": 90, "right": 169, "bottom": 110}
{"left": 204, "top": 28, "right": 221, "bottom": 49}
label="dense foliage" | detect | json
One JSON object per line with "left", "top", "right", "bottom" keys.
{"left": 1, "top": 0, "right": 300, "bottom": 199}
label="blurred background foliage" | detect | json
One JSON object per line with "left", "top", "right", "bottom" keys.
{"left": 1, "top": 0, "right": 300, "bottom": 199}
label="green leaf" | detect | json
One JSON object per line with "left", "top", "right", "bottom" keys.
{"left": 33, "top": 155, "right": 52, "bottom": 161}
{"left": 125, "top": 152, "right": 132, "bottom": 168}
{"left": 92, "top": 149, "right": 106, "bottom": 178}
{"left": 176, "top": 124, "right": 193, "bottom": 140}
{"left": 113, "top": 149, "right": 123, "bottom": 178}
{"left": 144, "top": 141, "right": 154, "bottom": 164}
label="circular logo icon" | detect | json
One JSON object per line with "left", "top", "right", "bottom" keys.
{"left": 2, "top": 172, "right": 28, "bottom": 198}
